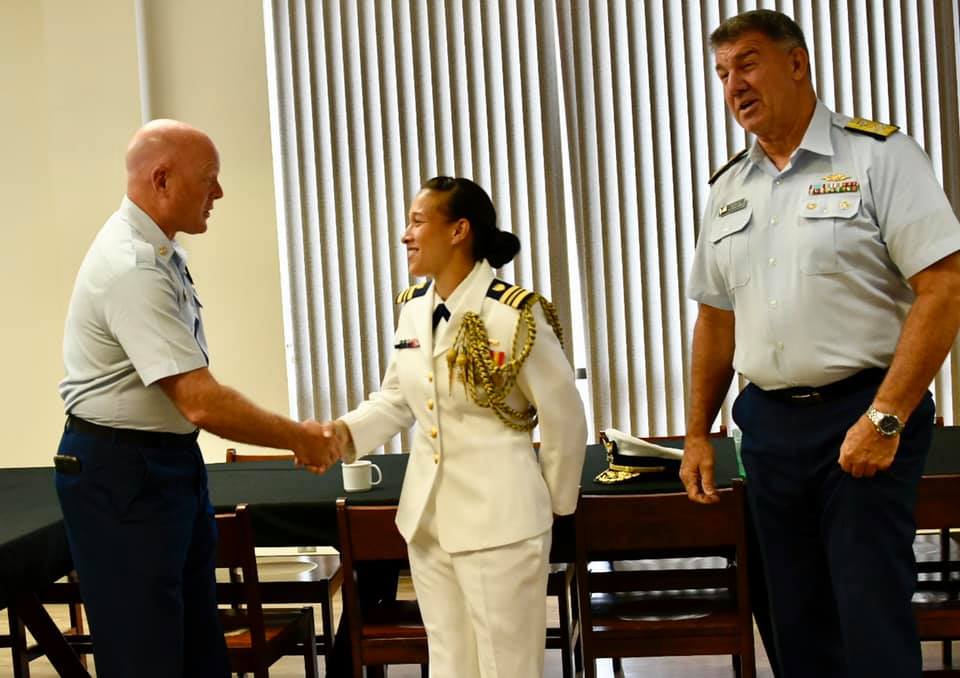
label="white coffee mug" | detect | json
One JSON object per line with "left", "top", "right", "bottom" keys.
{"left": 342, "top": 459, "right": 383, "bottom": 492}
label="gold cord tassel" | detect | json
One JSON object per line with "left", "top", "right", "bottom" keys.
{"left": 446, "top": 295, "right": 564, "bottom": 431}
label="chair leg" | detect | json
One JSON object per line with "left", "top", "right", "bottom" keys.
{"left": 366, "top": 666, "right": 386, "bottom": 678}
{"left": 420, "top": 664, "right": 428, "bottom": 677}
{"left": 556, "top": 577, "right": 573, "bottom": 678}
{"left": 570, "top": 575, "right": 582, "bottom": 673}
{"left": 65, "top": 572, "right": 88, "bottom": 670}
{"left": 304, "top": 614, "right": 319, "bottom": 678}
{"left": 612, "top": 656, "right": 624, "bottom": 676}
{"left": 583, "top": 656, "right": 596, "bottom": 678}
{"left": 7, "top": 607, "right": 30, "bottom": 678}
{"left": 320, "top": 583, "right": 336, "bottom": 674}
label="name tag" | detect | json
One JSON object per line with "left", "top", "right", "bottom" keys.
{"left": 719, "top": 198, "right": 747, "bottom": 217}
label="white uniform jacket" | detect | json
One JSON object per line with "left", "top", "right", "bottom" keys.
{"left": 340, "top": 262, "right": 587, "bottom": 553}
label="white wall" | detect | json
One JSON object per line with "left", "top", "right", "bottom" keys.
{"left": 0, "top": 0, "right": 289, "bottom": 466}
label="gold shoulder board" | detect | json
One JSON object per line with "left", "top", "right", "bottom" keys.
{"left": 708, "top": 148, "right": 749, "bottom": 185}
{"left": 395, "top": 281, "right": 430, "bottom": 304}
{"left": 845, "top": 117, "right": 899, "bottom": 140}
{"left": 486, "top": 280, "right": 534, "bottom": 309}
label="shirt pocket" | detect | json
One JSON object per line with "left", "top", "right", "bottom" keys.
{"left": 798, "top": 194, "right": 861, "bottom": 274}
{"left": 709, "top": 207, "right": 752, "bottom": 289}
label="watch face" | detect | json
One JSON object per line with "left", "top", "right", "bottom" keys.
{"left": 879, "top": 415, "right": 901, "bottom": 435}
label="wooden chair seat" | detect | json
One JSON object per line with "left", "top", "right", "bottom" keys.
{"left": 220, "top": 607, "right": 315, "bottom": 648}
{"left": 361, "top": 601, "right": 426, "bottom": 638}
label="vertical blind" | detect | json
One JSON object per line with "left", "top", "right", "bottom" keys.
{"left": 264, "top": 0, "right": 960, "bottom": 445}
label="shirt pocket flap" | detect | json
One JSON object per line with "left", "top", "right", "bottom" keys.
{"left": 710, "top": 207, "right": 752, "bottom": 244}
{"left": 800, "top": 194, "right": 861, "bottom": 219}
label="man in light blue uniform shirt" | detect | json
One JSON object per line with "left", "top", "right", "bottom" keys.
{"left": 681, "top": 10, "right": 960, "bottom": 678}
{"left": 57, "top": 120, "right": 340, "bottom": 677}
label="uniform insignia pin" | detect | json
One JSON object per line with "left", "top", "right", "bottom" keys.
{"left": 394, "top": 338, "right": 421, "bottom": 349}
{"left": 158, "top": 246, "right": 169, "bottom": 256}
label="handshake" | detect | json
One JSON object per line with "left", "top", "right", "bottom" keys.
{"left": 293, "top": 419, "right": 356, "bottom": 474}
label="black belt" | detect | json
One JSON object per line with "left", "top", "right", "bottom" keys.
{"left": 759, "top": 368, "right": 886, "bottom": 405}
{"left": 65, "top": 415, "right": 199, "bottom": 449}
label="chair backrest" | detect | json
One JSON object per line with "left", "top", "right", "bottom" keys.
{"left": 574, "top": 480, "right": 752, "bottom": 671}
{"left": 575, "top": 480, "right": 750, "bottom": 622}
{"left": 336, "top": 499, "right": 409, "bottom": 562}
{"left": 215, "top": 504, "right": 267, "bottom": 651}
{"left": 226, "top": 447, "right": 297, "bottom": 463}
{"left": 336, "top": 498, "right": 420, "bottom": 672}
{"left": 915, "top": 475, "right": 960, "bottom": 530}
{"left": 576, "top": 486, "right": 742, "bottom": 555}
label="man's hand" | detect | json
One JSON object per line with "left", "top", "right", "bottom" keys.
{"left": 680, "top": 437, "right": 720, "bottom": 504}
{"left": 293, "top": 419, "right": 341, "bottom": 474}
{"left": 838, "top": 415, "right": 900, "bottom": 478}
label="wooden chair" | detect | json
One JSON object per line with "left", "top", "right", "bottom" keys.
{"left": 575, "top": 480, "right": 755, "bottom": 677}
{"left": 223, "top": 448, "right": 342, "bottom": 672}
{"left": 601, "top": 428, "right": 729, "bottom": 676}
{"left": 335, "top": 498, "right": 428, "bottom": 678}
{"left": 216, "top": 504, "right": 318, "bottom": 678}
{"left": 914, "top": 473, "right": 960, "bottom": 674}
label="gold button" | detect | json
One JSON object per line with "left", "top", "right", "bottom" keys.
{"left": 427, "top": 372, "right": 433, "bottom": 383}
{"left": 158, "top": 245, "right": 169, "bottom": 256}
{"left": 433, "top": 453, "right": 440, "bottom": 464}
{"left": 427, "top": 399, "right": 434, "bottom": 410}
{"left": 806, "top": 202, "right": 816, "bottom": 210}
{"left": 839, "top": 200, "right": 850, "bottom": 209}
{"left": 430, "top": 427, "right": 438, "bottom": 439}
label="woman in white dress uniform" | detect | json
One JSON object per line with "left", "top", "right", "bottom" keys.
{"left": 334, "top": 177, "right": 587, "bottom": 678}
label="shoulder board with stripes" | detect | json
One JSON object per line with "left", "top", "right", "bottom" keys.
{"left": 708, "top": 148, "right": 749, "bottom": 185}
{"left": 486, "top": 279, "right": 535, "bottom": 309}
{"left": 395, "top": 281, "right": 430, "bottom": 304}
{"left": 844, "top": 117, "right": 899, "bottom": 141}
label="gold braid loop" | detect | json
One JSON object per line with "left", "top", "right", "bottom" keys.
{"left": 446, "top": 295, "right": 563, "bottom": 431}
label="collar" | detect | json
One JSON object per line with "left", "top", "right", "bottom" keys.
{"left": 437, "top": 261, "right": 490, "bottom": 315}
{"left": 747, "top": 99, "right": 834, "bottom": 170}
{"left": 430, "top": 262, "right": 494, "bottom": 358}
{"left": 118, "top": 196, "right": 185, "bottom": 266}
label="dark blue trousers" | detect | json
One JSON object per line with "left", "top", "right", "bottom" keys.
{"left": 734, "top": 377, "right": 934, "bottom": 678}
{"left": 55, "top": 427, "right": 229, "bottom": 678}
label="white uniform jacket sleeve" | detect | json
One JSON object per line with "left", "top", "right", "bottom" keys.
{"left": 516, "top": 305, "right": 587, "bottom": 516}
{"left": 339, "top": 350, "right": 415, "bottom": 460}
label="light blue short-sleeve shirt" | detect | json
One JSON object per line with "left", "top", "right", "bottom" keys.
{"left": 59, "top": 197, "right": 209, "bottom": 432}
{"left": 688, "top": 101, "right": 960, "bottom": 390}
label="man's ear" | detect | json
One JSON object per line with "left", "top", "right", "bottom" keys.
{"left": 450, "top": 217, "right": 471, "bottom": 245}
{"left": 151, "top": 166, "right": 169, "bottom": 193}
{"left": 790, "top": 46, "right": 809, "bottom": 81}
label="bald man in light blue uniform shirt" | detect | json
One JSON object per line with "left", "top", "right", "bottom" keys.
{"left": 682, "top": 10, "right": 960, "bottom": 678}
{"left": 57, "top": 120, "right": 340, "bottom": 678}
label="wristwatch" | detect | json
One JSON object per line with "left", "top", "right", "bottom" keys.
{"left": 866, "top": 407, "right": 905, "bottom": 437}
